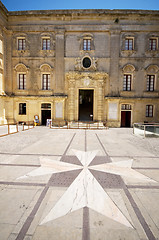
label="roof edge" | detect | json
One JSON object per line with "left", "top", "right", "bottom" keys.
{"left": 7, "top": 8, "right": 159, "bottom": 17}
{"left": 0, "top": 1, "right": 9, "bottom": 15}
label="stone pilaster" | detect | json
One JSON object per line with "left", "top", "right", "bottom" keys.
{"left": 5, "top": 30, "right": 13, "bottom": 94}
{"left": 0, "top": 30, "right": 5, "bottom": 95}
{"left": 68, "top": 78, "right": 75, "bottom": 121}
{"left": 55, "top": 28, "right": 65, "bottom": 94}
{"left": 109, "top": 29, "right": 121, "bottom": 96}
{"left": 97, "top": 80, "right": 104, "bottom": 121}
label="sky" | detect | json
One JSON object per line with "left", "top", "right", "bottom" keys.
{"left": 2, "top": 0, "right": 159, "bottom": 11}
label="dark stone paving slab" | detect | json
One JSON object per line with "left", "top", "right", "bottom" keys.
{"left": 90, "top": 169, "right": 125, "bottom": 188}
{"left": 49, "top": 169, "right": 82, "bottom": 187}
{"left": 60, "top": 155, "right": 82, "bottom": 165}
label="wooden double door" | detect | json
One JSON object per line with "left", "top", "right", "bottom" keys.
{"left": 121, "top": 111, "right": 131, "bottom": 127}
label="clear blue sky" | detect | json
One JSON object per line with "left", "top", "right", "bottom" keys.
{"left": 2, "top": 0, "right": 159, "bottom": 11}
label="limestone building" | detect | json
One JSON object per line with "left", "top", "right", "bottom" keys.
{"left": 0, "top": 1, "right": 159, "bottom": 127}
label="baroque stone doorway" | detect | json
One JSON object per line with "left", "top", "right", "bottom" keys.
{"left": 79, "top": 89, "right": 93, "bottom": 121}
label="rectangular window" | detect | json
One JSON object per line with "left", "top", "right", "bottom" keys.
{"left": 42, "top": 74, "right": 50, "bottom": 90}
{"left": 83, "top": 39, "right": 91, "bottom": 51}
{"left": 123, "top": 75, "right": 131, "bottom": 91}
{"left": 125, "top": 38, "right": 133, "bottom": 50}
{"left": 147, "top": 75, "right": 155, "bottom": 91}
{"left": 41, "top": 103, "right": 51, "bottom": 109}
{"left": 19, "top": 74, "right": 26, "bottom": 90}
{"left": 146, "top": 105, "right": 153, "bottom": 117}
{"left": 149, "top": 38, "right": 157, "bottom": 50}
{"left": 42, "top": 39, "right": 50, "bottom": 50}
{"left": 19, "top": 103, "right": 26, "bottom": 115}
{"left": 18, "top": 39, "right": 26, "bottom": 50}
{"left": 121, "top": 104, "right": 131, "bottom": 110}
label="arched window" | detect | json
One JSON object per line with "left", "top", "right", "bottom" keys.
{"left": 122, "top": 64, "right": 135, "bottom": 91}
{"left": 145, "top": 65, "right": 159, "bottom": 92}
{"left": 14, "top": 63, "right": 29, "bottom": 90}
{"left": 39, "top": 64, "right": 53, "bottom": 90}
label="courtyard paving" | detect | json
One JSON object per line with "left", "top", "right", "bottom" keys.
{"left": 0, "top": 126, "right": 159, "bottom": 240}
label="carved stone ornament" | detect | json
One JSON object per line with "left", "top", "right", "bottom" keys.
{"left": 66, "top": 71, "right": 108, "bottom": 84}
{"left": 14, "top": 63, "right": 29, "bottom": 72}
{"left": 75, "top": 55, "right": 98, "bottom": 71}
{"left": 146, "top": 64, "right": 159, "bottom": 73}
{"left": 122, "top": 64, "right": 135, "bottom": 73}
{"left": 39, "top": 63, "right": 53, "bottom": 72}
{"left": 83, "top": 77, "right": 91, "bottom": 86}
{"left": 75, "top": 58, "right": 81, "bottom": 71}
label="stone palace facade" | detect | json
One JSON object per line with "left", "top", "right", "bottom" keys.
{"left": 0, "top": 1, "right": 159, "bottom": 127}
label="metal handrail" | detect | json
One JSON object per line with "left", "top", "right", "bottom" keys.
{"left": 133, "top": 123, "right": 159, "bottom": 137}
{"left": 50, "top": 120, "right": 108, "bottom": 130}
{"left": 0, "top": 121, "right": 34, "bottom": 137}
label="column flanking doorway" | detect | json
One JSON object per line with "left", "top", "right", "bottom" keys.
{"left": 79, "top": 89, "right": 94, "bottom": 121}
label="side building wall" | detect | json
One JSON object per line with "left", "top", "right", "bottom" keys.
{"left": 0, "top": 2, "right": 8, "bottom": 124}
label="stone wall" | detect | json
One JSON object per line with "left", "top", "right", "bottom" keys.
{"left": 0, "top": 3, "right": 159, "bottom": 126}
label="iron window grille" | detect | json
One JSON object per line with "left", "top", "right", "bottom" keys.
{"left": 18, "top": 39, "right": 26, "bottom": 50}
{"left": 121, "top": 104, "right": 131, "bottom": 110}
{"left": 42, "top": 74, "right": 50, "bottom": 90}
{"left": 83, "top": 39, "right": 91, "bottom": 51}
{"left": 123, "top": 75, "right": 131, "bottom": 91}
{"left": 146, "top": 105, "right": 153, "bottom": 117}
{"left": 125, "top": 38, "right": 133, "bottom": 50}
{"left": 147, "top": 75, "right": 155, "bottom": 91}
{"left": 19, "top": 74, "right": 26, "bottom": 90}
{"left": 149, "top": 38, "right": 157, "bottom": 51}
{"left": 42, "top": 39, "right": 50, "bottom": 50}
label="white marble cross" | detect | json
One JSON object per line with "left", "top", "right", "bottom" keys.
{"left": 17, "top": 149, "right": 156, "bottom": 227}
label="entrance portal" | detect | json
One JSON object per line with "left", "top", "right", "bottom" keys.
{"left": 41, "top": 103, "right": 51, "bottom": 125}
{"left": 121, "top": 111, "right": 131, "bottom": 127}
{"left": 79, "top": 90, "right": 93, "bottom": 121}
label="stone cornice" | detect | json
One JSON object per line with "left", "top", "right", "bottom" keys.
{"left": 8, "top": 9, "right": 159, "bottom": 18}
{"left": 105, "top": 96, "right": 159, "bottom": 99}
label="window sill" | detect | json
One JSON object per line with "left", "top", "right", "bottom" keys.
{"left": 146, "top": 50, "right": 159, "bottom": 53}
{"left": 39, "top": 90, "right": 53, "bottom": 95}
{"left": 121, "top": 49, "right": 136, "bottom": 52}
{"left": 16, "top": 50, "right": 29, "bottom": 54}
{"left": 17, "top": 49, "right": 26, "bottom": 52}
{"left": 39, "top": 50, "right": 55, "bottom": 56}
{"left": 120, "top": 91, "right": 135, "bottom": 97}
{"left": 121, "top": 50, "right": 136, "bottom": 56}
{"left": 80, "top": 50, "right": 95, "bottom": 54}
{"left": 15, "top": 90, "right": 29, "bottom": 95}
{"left": 143, "top": 91, "right": 159, "bottom": 97}
{"left": 39, "top": 50, "right": 54, "bottom": 53}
